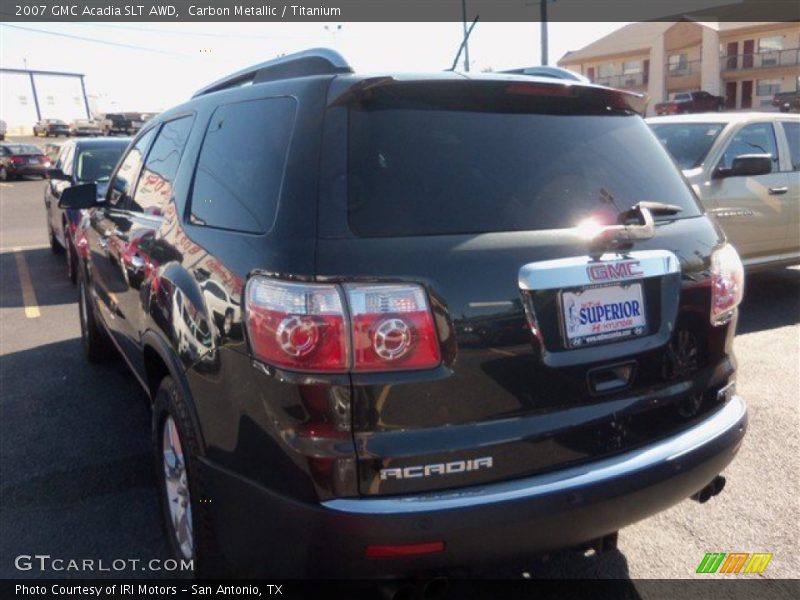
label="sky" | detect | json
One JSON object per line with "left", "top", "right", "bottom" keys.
{"left": 0, "top": 22, "right": 629, "bottom": 112}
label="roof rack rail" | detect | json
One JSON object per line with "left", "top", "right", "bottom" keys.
{"left": 192, "top": 48, "right": 352, "bottom": 98}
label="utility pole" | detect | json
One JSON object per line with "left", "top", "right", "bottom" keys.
{"left": 461, "top": 0, "right": 470, "bottom": 71}
{"left": 526, "top": 0, "right": 553, "bottom": 66}
{"left": 540, "top": 0, "right": 549, "bottom": 65}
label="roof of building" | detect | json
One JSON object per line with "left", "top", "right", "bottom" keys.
{"left": 558, "top": 21, "right": 784, "bottom": 65}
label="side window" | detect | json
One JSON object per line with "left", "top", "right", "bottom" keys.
{"left": 720, "top": 122, "right": 779, "bottom": 172}
{"left": 130, "top": 116, "right": 193, "bottom": 216}
{"left": 780, "top": 121, "right": 799, "bottom": 171}
{"left": 189, "top": 97, "right": 297, "bottom": 233}
{"left": 108, "top": 128, "right": 155, "bottom": 207}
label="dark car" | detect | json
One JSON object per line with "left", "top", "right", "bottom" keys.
{"left": 45, "top": 138, "right": 130, "bottom": 282}
{"left": 98, "top": 113, "right": 133, "bottom": 136}
{"left": 61, "top": 49, "right": 747, "bottom": 578}
{"left": 0, "top": 143, "right": 50, "bottom": 180}
{"left": 33, "top": 118, "right": 70, "bottom": 137}
{"left": 772, "top": 90, "right": 800, "bottom": 113}
{"left": 655, "top": 91, "right": 725, "bottom": 115}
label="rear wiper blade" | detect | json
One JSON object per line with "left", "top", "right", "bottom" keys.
{"left": 634, "top": 201, "right": 683, "bottom": 216}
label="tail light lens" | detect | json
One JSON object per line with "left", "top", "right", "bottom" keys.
{"left": 245, "top": 278, "right": 348, "bottom": 372}
{"left": 346, "top": 284, "right": 441, "bottom": 372}
{"left": 710, "top": 244, "right": 744, "bottom": 326}
{"left": 244, "top": 278, "right": 441, "bottom": 373}
{"left": 9, "top": 156, "right": 24, "bottom": 164}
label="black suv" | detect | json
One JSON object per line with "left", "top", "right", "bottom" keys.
{"left": 60, "top": 49, "right": 747, "bottom": 577}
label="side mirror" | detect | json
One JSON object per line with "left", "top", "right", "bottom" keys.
{"left": 58, "top": 183, "right": 99, "bottom": 209}
{"left": 46, "top": 168, "right": 67, "bottom": 180}
{"left": 715, "top": 154, "right": 772, "bottom": 178}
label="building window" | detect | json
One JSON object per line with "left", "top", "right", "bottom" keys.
{"left": 668, "top": 54, "right": 688, "bottom": 74}
{"left": 598, "top": 63, "right": 615, "bottom": 78}
{"left": 623, "top": 60, "right": 642, "bottom": 74}
{"left": 756, "top": 79, "right": 782, "bottom": 96}
{"left": 759, "top": 36, "right": 784, "bottom": 67}
{"left": 758, "top": 36, "right": 784, "bottom": 52}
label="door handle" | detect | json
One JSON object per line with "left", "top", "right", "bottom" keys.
{"left": 768, "top": 186, "right": 788, "bottom": 195}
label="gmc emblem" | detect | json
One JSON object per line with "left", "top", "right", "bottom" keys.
{"left": 587, "top": 260, "right": 643, "bottom": 282}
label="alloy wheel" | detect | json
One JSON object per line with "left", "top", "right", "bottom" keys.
{"left": 162, "top": 415, "right": 194, "bottom": 560}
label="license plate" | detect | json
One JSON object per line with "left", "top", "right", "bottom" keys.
{"left": 28, "top": 157, "right": 39, "bottom": 164}
{"left": 561, "top": 283, "right": 647, "bottom": 348}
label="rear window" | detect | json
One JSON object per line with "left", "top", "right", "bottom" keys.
{"left": 649, "top": 122, "right": 725, "bottom": 169}
{"left": 348, "top": 104, "right": 701, "bottom": 237}
{"left": 189, "top": 97, "right": 296, "bottom": 234}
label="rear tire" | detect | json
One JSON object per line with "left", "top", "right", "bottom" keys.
{"left": 78, "top": 272, "right": 111, "bottom": 363}
{"left": 153, "top": 377, "right": 227, "bottom": 577}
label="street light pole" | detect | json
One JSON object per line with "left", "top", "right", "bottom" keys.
{"left": 540, "top": 0, "right": 549, "bottom": 65}
{"left": 461, "top": 0, "right": 470, "bottom": 71}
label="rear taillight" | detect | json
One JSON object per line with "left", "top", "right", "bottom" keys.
{"left": 9, "top": 156, "right": 25, "bottom": 164}
{"left": 346, "top": 284, "right": 441, "bottom": 372}
{"left": 710, "top": 244, "right": 744, "bottom": 326}
{"left": 244, "top": 277, "right": 441, "bottom": 374}
{"left": 245, "top": 278, "right": 348, "bottom": 372}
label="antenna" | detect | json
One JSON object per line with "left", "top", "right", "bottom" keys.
{"left": 448, "top": 15, "right": 480, "bottom": 72}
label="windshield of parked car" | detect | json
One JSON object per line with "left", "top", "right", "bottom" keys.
{"left": 76, "top": 146, "right": 126, "bottom": 183}
{"left": 4, "top": 145, "right": 41, "bottom": 155}
{"left": 348, "top": 91, "right": 701, "bottom": 237}
{"left": 649, "top": 123, "right": 725, "bottom": 169}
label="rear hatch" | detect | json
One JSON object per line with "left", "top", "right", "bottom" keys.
{"left": 316, "top": 78, "right": 731, "bottom": 496}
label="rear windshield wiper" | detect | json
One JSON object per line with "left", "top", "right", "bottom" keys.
{"left": 634, "top": 201, "right": 683, "bottom": 216}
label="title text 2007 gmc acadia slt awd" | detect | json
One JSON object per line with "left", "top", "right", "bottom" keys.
{"left": 59, "top": 49, "right": 748, "bottom": 577}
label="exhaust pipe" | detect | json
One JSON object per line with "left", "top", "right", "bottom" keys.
{"left": 691, "top": 475, "right": 726, "bottom": 503}
{"left": 378, "top": 581, "right": 416, "bottom": 600}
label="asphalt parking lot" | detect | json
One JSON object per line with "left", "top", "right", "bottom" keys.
{"left": 0, "top": 141, "right": 798, "bottom": 583}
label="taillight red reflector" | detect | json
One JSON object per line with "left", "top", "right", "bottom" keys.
{"left": 365, "top": 541, "right": 445, "bottom": 559}
{"left": 9, "top": 156, "right": 25, "bottom": 164}
{"left": 245, "top": 278, "right": 348, "bottom": 372}
{"left": 346, "top": 284, "right": 441, "bottom": 372}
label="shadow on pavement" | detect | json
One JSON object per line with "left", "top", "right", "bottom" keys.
{"left": 737, "top": 266, "right": 800, "bottom": 335}
{"left": 0, "top": 247, "right": 76, "bottom": 309}
{"left": 0, "top": 337, "right": 166, "bottom": 578}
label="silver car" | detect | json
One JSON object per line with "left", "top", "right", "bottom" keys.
{"left": 647, "top": 112, "right": 799, "bottom": 270}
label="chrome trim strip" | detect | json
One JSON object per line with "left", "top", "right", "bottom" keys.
{"left": 323, "top": 395, "right": 745, "bottom": 515}
{"left": 518, "top": 249, "right": 680, "bottom": 291}
{"left": 742, "top": 251, "right": 800, "bottom": 267}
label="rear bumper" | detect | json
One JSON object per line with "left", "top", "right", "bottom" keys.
{"left": 202, "top": 395, "right": 746, "bottom": 577}
{"left": 9, "top": 164, "right": 47, "bottom": 177}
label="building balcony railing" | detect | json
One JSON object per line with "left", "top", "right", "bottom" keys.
{"left": 666, "top": 59, "right": 701, "bottom": 78}
{"left": 722, "top": 48, "right": 800, "bottom": 71}
{"left": 595, "top": 71, "right": 647, "bottom": 89}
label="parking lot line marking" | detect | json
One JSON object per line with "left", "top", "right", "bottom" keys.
{"left": 12, "top": 246, "right": 41, "bottom": 318}
{"left": 0, "top": 243, "right": 50, "bottom": 255}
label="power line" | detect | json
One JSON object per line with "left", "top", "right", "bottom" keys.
{"left": 63, "top": 22, "right": 303, "bottom": 40}
{"left": 0, "top": 23, "right": 193, "bottom": 57}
